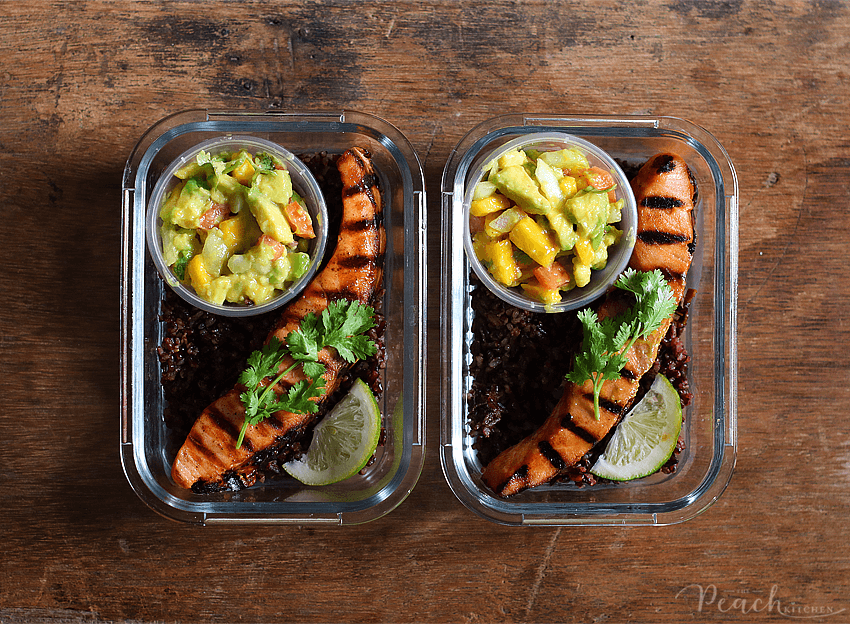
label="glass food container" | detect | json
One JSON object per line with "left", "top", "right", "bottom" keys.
{"left": 121, "top": 110, "right": 426, "bottom": 525}
{"left": 440, "top": 114, "right": 738, "bottom": 526}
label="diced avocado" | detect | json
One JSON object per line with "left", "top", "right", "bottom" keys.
{"left": 491, "top": 166, "right": 551, "bottom": 215}
{"left": 174, "top": 161, "right": 206, "bottom": 180}
{"left": 268, "top": 255, "right": 293, "bottom": 289}
{"left": 160, "top": 222, "right": 200, "bottom": 268}
{"left": 545, "top": 210, "right": 578, "bottom": 251}
{"left": 169, "top": 179, "right": 212, "bottom": 229}
{"left": 159, "top": 181, "right": 185, "bottom": 221}
{"left": 210, "top": 173, "right": 246, "bottom": 213}
{"left": 565, "top": 190, "right": 609, "bottom": 238}
{"left": 538, "top": 148, "right": 590, "bottom": 173}
{"left": 572, "top": 256, "right": 591, "bottom": 287}
{"left": 288, "top": 251, "right": 310, "bottom": 280}
{"left": 254, "top": 169, "right": 293, "bottom": 205}
{"left": 246, "top": 186, "right": 293, "bottom": 245}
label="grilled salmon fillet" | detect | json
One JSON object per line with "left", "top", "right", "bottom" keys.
{"left": 481, "top": 153, "right": 696, "bottom": 497}
{"left": 171, "top": 147, "right": 385, "bottom": 493}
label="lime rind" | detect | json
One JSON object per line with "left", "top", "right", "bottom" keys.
{"left": 590, "top": 374, "right": 683, "bottom": 481}
{"left": 283, "top": 378, "right": 381, "bottom": 486}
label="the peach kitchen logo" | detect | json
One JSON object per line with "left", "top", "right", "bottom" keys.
{"left": 676, "top": 583, "right": 846, "bottom": 619}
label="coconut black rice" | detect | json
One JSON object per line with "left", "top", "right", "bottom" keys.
{"left": 156, "top": 151, "right": 386, "bottom": 480}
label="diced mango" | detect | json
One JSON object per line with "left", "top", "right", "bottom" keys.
{"left": 188, "top": 254, "right": 212, "bottom": 290}
{"left": 486, "top": 239, "right": 521, "bottom": 287}
{"left": 470, "top": 193, "right": 512, "bottom": 217}
{"left": 497, "top": 148, "right": 528, "bottom": 169}
{"left": 472, "top": 231, "right": 493, "bottom": 262}
{"left": 574, "top": 239, "right": 595, "bottom": 266}
{"left": 232, "top": 159, "right": 256, "bottom": 186}
{"left": 559, "top": 176, "right": 578, "bottom": 198}
{"left": 509, "top": 217, "right": 558, "bottom": 267}
{"left": 521, "top": 280, "right": 562, "bottom": 305}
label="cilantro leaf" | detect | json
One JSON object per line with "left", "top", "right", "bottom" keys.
{"left": 234, "top": 300, "right": 378, "bottom": 448}
{"left": 566, "top": 269, "right": 677, "bottom": 420}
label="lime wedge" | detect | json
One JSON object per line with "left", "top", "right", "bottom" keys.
{"left": 590, "top": 374, "right": 682, "bottom": 481}
{"left": 283, "top": 378, "right": 381, "bottom": 486}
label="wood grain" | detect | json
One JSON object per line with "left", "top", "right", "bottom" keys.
{"left": 1, "top": 1, "right": 849, "bottom": 622}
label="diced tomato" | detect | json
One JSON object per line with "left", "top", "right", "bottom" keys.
{"left": 258, "top": 234, "right": 287, "bottom": 260}
{"left": 198, "top": 203, "right": 231, "bottom": 230}
{"left": 283, "top": 200, "right": 315, "bottom": 238}
{"left": 586, "top": 166, "right": 617, "bottom": 202}
{"left": 533, "top": 261, "right": 570, "bottom": 290}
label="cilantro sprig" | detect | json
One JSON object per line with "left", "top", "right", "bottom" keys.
{"left": 234, "top": 300, "right": 377, "bottom": 448}
{"left": 566, "top": 269, "right": 677, "bottom": 420}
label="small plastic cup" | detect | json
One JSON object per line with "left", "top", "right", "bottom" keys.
{"left": 462, "top": 132, "right": 637, "bottom": 313}
{"left": 145, "top": 135, "right": 328, "bottom": 317}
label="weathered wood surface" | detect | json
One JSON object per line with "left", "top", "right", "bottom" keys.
{"left": 1, "top": 1, "right": 849, "bottom": 622}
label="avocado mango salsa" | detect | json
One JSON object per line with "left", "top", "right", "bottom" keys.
{"left": 470, "top": 146, "right": 624, "bottom": 305}
{"left": 158, "top": 148, "right": 315, "bottom": 307}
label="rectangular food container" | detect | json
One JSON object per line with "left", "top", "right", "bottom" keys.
{"left": 121, "top": 110, "right": 426, "bottom": 524}
{"left": 440, "top": 114, "right": 738, "bottom": 526}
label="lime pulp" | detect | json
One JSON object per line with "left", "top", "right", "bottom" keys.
{"left": 283, "top": 378, "right": 381, "bottom": 486}
{"left": 590, "top": 374, "right": 683, "bottom": 481}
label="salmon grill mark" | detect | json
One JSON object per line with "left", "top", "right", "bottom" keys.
{"left": 337, "top": 255, "right": 379, "bottom": 269}
{"left": 638, "top": 231, "right": 690, "bottom": 245}
{"left": 207, "top": 405, "right": 243, "bottom": 442}
{"left": 621, "top": 367, "right": 638, "bottom": 381}
{"left": 342, "top": 172, "right": 379, "bottom": 194}
{"left": 655, "top": 155, "right": 676, "bottom": 173}
{"left": 599, "top": 396, "right": 626, "bottom": 417}
{"left": 581, "top": 392, "right": 625, "bottom": 417}
{"left": 641, "top": 196, "right": 684, "bottom": 209}
{"left": 186, "top": 435, "right": 221, "bottom": 463}
{"left": 323, "top": 285, "right": 362, "bottom": 302}
{"left": 264, "top": 413, "right": 284, "bottom": 430}
{"left": 345, "top": 218, "right": 380, "bottom": 232}
{"left": 687, "top": 240, "right": 697, "bottom": 254}
{"left": 499, "top": 465, "right": 529, "bottom": 494}
{"left": 343, "top": 176, "right": 381, "bottom": 210}
{"left": 538, "top": 440, "right": 567, "bottom": 471}
{"left": 560, "top": 415, "right": 601, "bottom": 444}
{"left": 659, "top": 268, "right": 685, "bottom": 284}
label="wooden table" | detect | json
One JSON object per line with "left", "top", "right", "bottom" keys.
{"left": 2, "top": 2, "right": 848, "bottom": 622}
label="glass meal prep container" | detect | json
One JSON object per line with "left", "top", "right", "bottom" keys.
{"left": 121, "top": 110, "right": 426, "bottom": 525}
{"left": 440, "top": 115, "right": 738, "bottom": 526}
